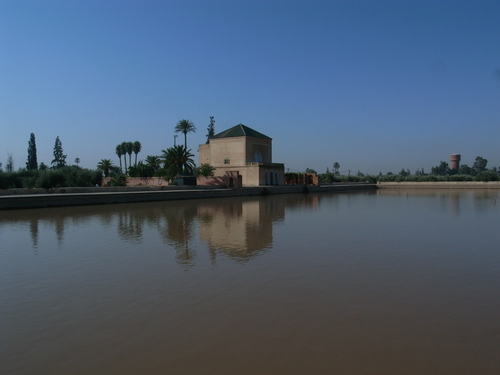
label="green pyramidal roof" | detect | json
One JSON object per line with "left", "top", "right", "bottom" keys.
{"left": 212, "top": 124, "right": 271, "bottom": 139}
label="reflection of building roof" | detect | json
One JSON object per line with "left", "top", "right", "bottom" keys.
{"left": 212, "top": 124, "right": 271, "bottom": 139}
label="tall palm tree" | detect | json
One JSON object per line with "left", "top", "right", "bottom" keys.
{"left": 115, "top": 145, "right": 123, "bottom": 173}
{"left": 333, "top": 162, "right": 340, "bottom": 175}
{"left": 126, "top": 142, "right": 134, "bottom": 169}
{"left": 133, "top": 141, "right": 142, "bottom": 166}
{"left": 162, "top": 145, "right": 195, "bottom": 176}
{"left": 175, "top": 119, "right": 196, "bottom": 148}
{"left": 120, "top": 142, "right": 128, "bottom": 173}
{"left": 97, "top": 159, "right": 114, "bottom": 177}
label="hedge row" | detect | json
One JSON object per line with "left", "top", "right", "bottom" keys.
{"left": 0, "top": 166, "right": 102, "bottom": 189}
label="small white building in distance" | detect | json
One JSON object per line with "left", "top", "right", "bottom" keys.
{"left": 198, "top": 124, "right": 285, "bottom": 187}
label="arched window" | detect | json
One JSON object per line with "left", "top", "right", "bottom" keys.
{"left": 254, "top": 150, "right": 263, "bottom": 163}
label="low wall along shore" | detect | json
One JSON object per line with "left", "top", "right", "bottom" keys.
{"left": 377, "top": 181, "right": 500, "bottom": 189}
{"left": 0, "top": 184, "right": 374, "bottom": 210}
{"left": 1, "top": 182, "right": 500, "bottom": 210}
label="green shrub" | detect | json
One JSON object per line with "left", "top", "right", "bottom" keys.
{"left": 0, "top": 171, "right": 23, "bottom": 189}
{"left": 365, "top": 175, "right": 377, "bottom": 184}
{"left": 475, "top": 171, "right": 499, "bottom": 181}
{"left": 91, "top": 170, "right": 103, "bottom": 186}
{"left": 108, "top": 174, "right": 128, "bottom": 186}
{"left": 20, "top": 174, "right": 39, "bottom": 188}
{"left": 36, "top": 170, "right": 65, "bottom": 189}
{"left": 64, "top": 167, "right": 102, "bottom": 187}
{"left": 447, "top": 174, "right": 473, "bottom": 181}
{"left": 128, "top": 162, "right": 155, "bottom": 178}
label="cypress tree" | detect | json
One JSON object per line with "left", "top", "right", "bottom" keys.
{"left": 206, "top": 116, "right": 215, "bottom": 144}
{"left": 26, "top": 133, "right": 38, "bottom": 170}
{"left": 51, "top": 136, "right": 67, "bottom": 168}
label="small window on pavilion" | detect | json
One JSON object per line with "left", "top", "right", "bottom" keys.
{"left": 224, "top": 158, "right": 230, "bottom": 165}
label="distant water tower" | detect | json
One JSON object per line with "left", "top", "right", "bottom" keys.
{"left": 450, "top": 154, "right": 461, "bottom": 170}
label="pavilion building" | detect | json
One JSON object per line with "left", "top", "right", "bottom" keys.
{"left": 198, "top": 124, "right": 285, "bottom": 187}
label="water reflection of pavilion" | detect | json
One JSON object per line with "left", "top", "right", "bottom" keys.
{"left": 198, "top": 197, "right": 285, "bottom": 261}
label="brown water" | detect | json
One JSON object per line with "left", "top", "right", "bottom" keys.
{"left": 1, "top": 190, "right": 499, "bottom": 374}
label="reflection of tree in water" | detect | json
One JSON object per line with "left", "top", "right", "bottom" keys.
{"left": 157, "top": 205, "right": 198, "bottom": 266}
{"left": 473, "top": 190, "right": 499, "bottom": 212}
{"left": 0, "top": 208, "right": 102, "bottom": 249}
{"left": 98, "top": 210, "right": 114, "bottom": 229}
{"left": 96, "top": 203, "right": 199, "bottom": 265}
{"left": 48, "top": 216, "right": 65, "bottom": 245}
{"left": 114, "top": 204, "right": 196, "bottom": 245}
{"left": 197, "top": 210, "right": 214, "bottom": 225}
{"left": 29, "top": 218, "right": 39, "bottom": 248}
{"left": 281, "top": 194, "right": 322, "bottom": 213}
{"left": 117, "top": 210, "right": 144, "bottom": 244}
{"left": 378, "top": 189, "right": 499, "bottom": 215}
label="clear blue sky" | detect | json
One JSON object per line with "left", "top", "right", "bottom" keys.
{"left": 1, "top": 0, "right": 499, "bottom": 175}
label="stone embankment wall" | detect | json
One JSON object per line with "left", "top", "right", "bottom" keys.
{"left": 3, "top": 182, "right": 499, "bottom": 210}
{"left": 0, "top": 185, "right": 210, "bottom": 196}
{"left": 0, "top": 184, "right": 376, "bottom": 210}
{"left": 377, "top": 182, "right": 500, "bottom": 189}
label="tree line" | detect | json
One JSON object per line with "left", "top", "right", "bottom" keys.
{"left": 5, "top": 121, "right": 499, "bottom": 189}
{"left": 1, "top": 117, "right": 217, "bottom": 189}
{"left": 99, "top": 118, "right": 215, "bottom": 185}
{"left": 315, "top": 156, "right": 499, "bottom": 183}
{"left": 429, "top": 156, "right": 489, "bottom": 176}
{"left": 4, "top": 134, "right": 71, "bottom": 172}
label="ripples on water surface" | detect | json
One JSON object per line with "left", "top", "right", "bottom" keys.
{"left": 1, "top": 190, "right": 499, "bottom": 374}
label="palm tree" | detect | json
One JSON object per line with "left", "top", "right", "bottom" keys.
{"left": 162, "top": 145, "right": 195, "bottom": 176}
{"left": 145, "top": 155, "right": 162, "bottom": 171}
{"left": 133, "top": 141, "right": 142, "bottom": 166}
{"left": 120, "top": 142, "right": 128, "bottom": 173}
{"left": 128, "top": 161, "right": 154, "bottom": 178}
{"left": 97, "top": 159, "right": 114, "bottom": 177}
{"left": 115, "top": 145, "right": 123, "bottom": 173}
{"left": 195, "top": 163, "right": 216, "bottom": 177}
{"left": 126, "top": 142, "right": 134, "bottom": 169}
{"left": 333, "top": 162, "right": 340, "bottom": 175}
{"left": 175, "top": 119, "right": 196, "bottom": 148}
